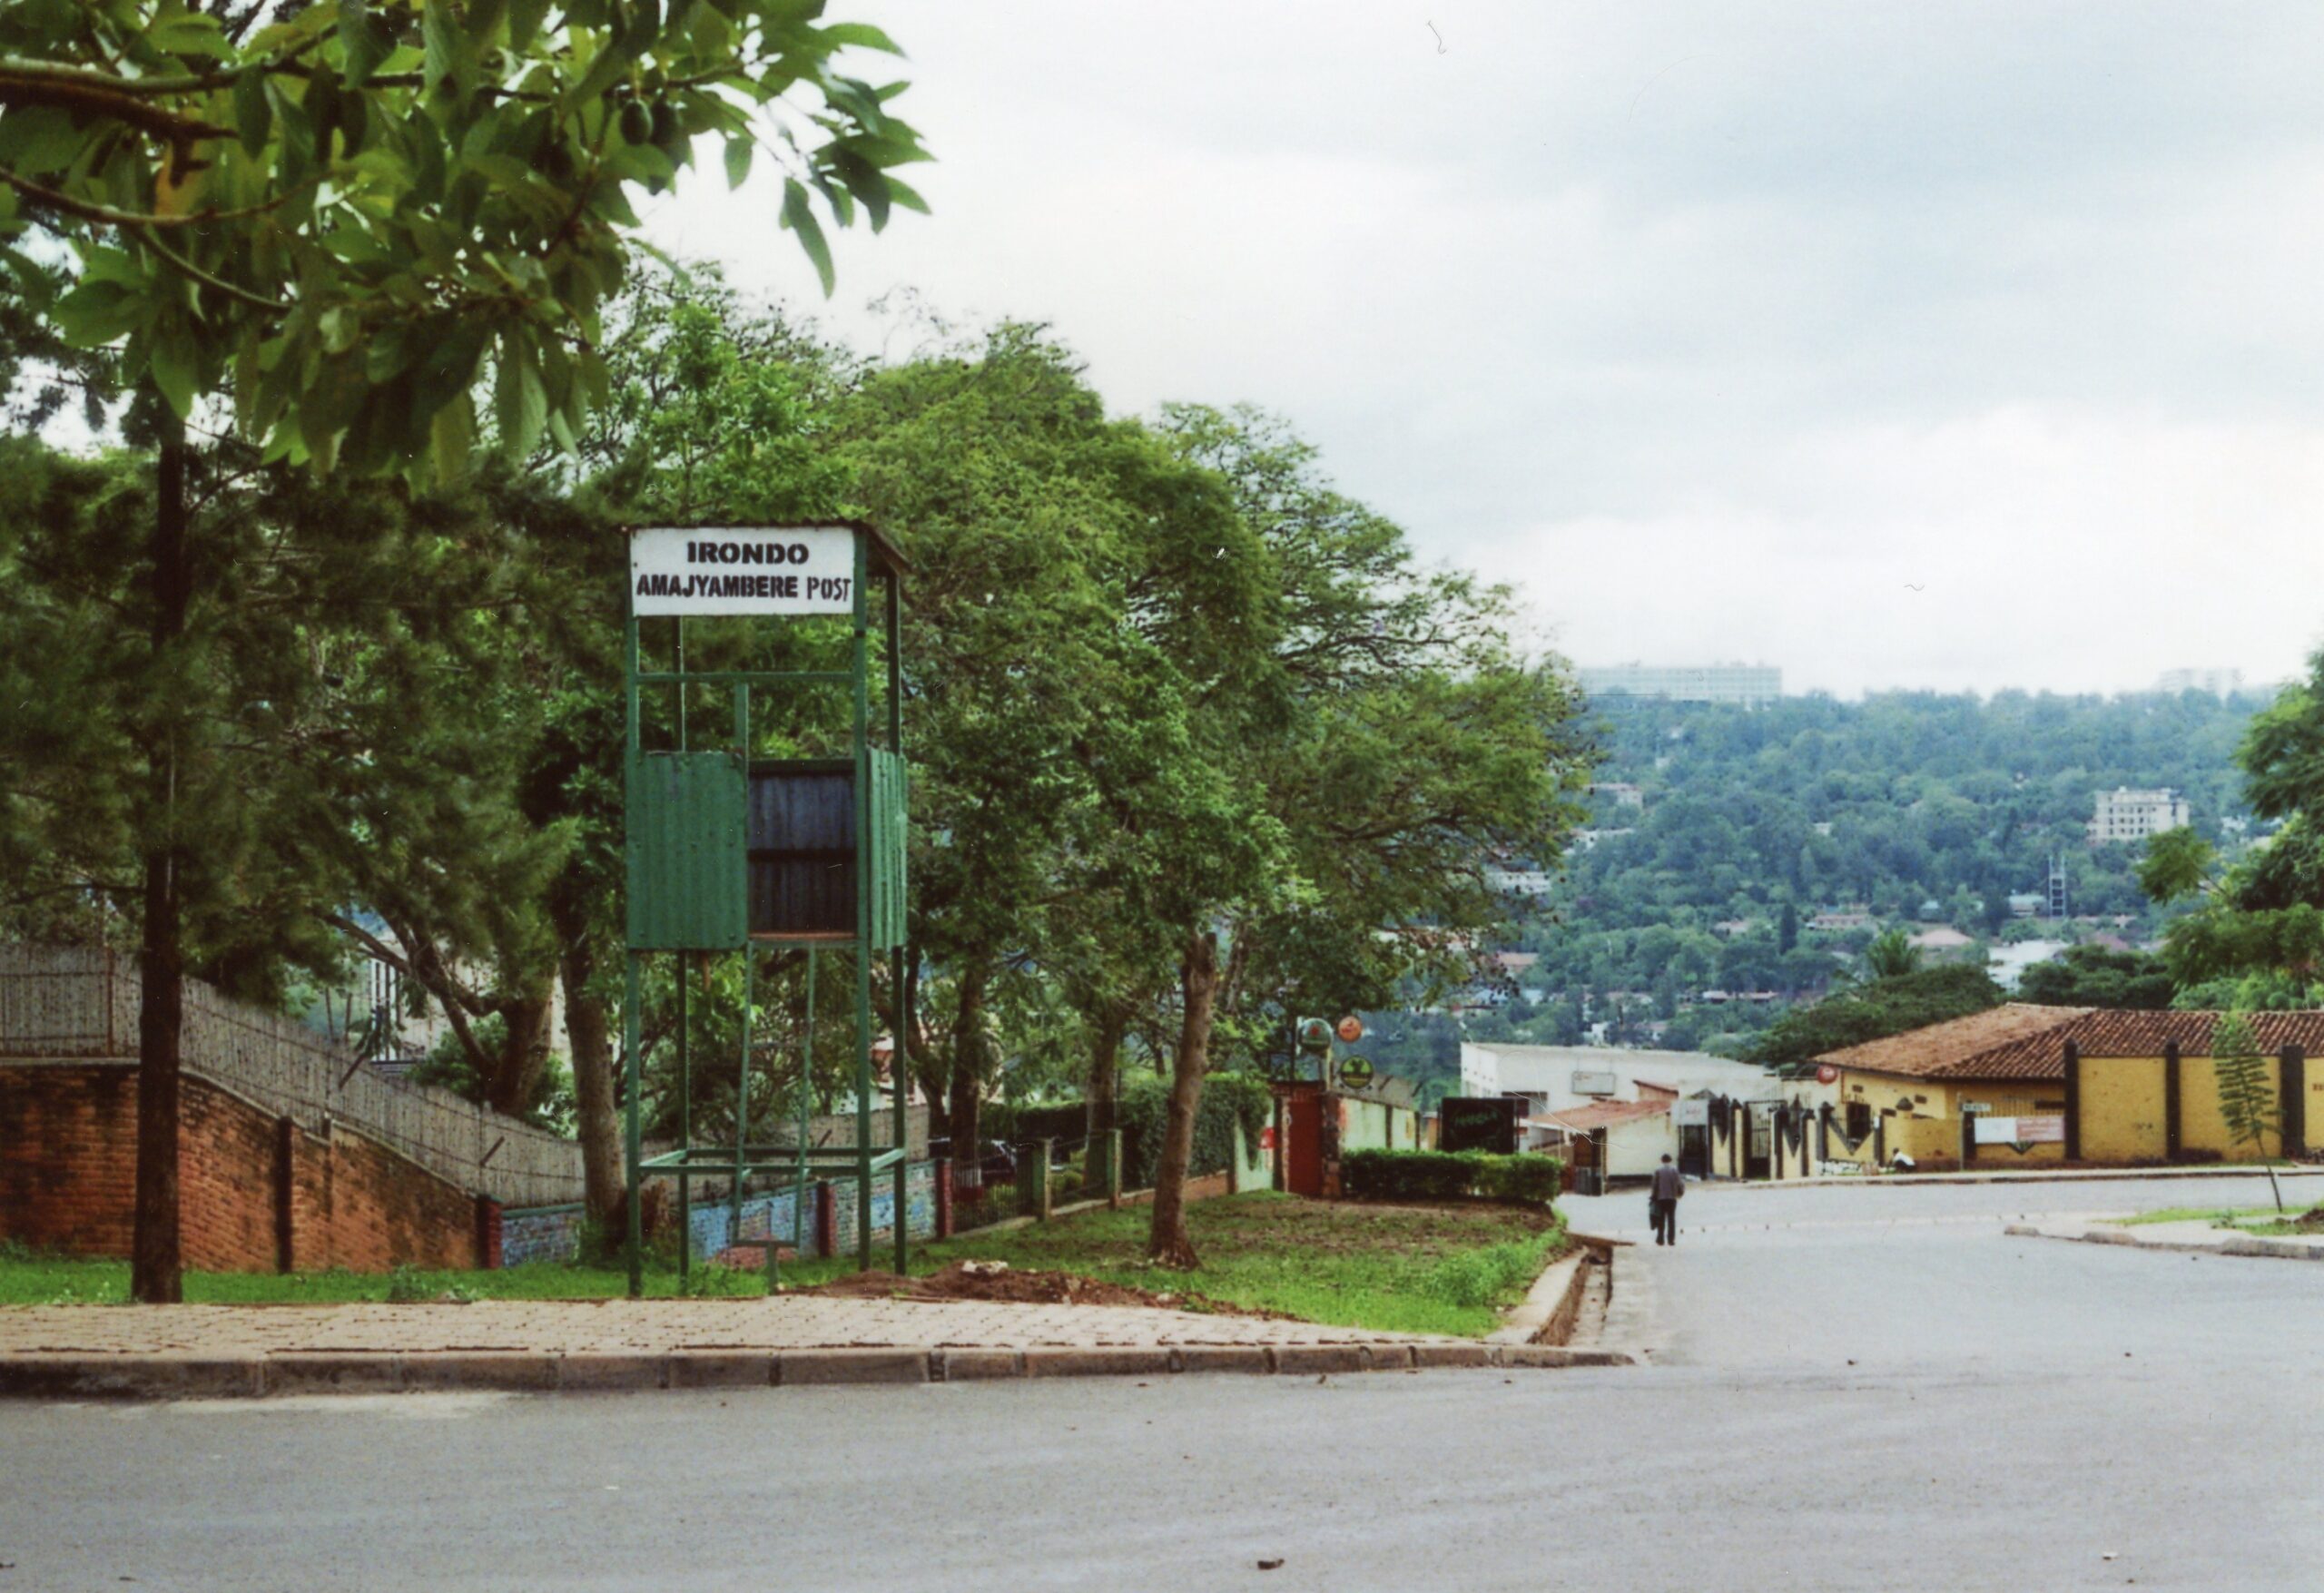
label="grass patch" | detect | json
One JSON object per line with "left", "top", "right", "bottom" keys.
{"left": 0, "top": 1194, "right": 1565, "bottom": 1336}
{"left": 2112, "top": 1201, "right": 2324, "bottom": 1234}
{"left": 784, "top": 1192, "right": 1567, "bottom": 1338}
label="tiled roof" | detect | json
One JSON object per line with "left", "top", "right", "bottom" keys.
{"left": 1816, "top": 1005, "right": 2094, "bottom": 1082}
{"left": 2044, "top": 1009, "right": 2324, "bottom": 1061}
{"left": 1820, "top": 1005, "right": 2324, "bottom": 1082}
{"left": 1540, "top": 1096, "right": 1672, "bottom": 1131}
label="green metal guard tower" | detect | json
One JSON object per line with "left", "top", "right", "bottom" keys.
{"left": 621, "top": 521, "right": 911, "bottom": 1297}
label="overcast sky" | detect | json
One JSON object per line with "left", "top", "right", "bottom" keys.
{"left": 653, "top": 2, "right": 2324, "bottom": 698}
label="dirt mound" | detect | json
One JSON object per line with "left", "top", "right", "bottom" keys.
{"left": 796, "top": 1261, "right": 1282, "bottom": 1317}
{"left": 2293, "top": 1206, "right": 2324, "bottom": 1230}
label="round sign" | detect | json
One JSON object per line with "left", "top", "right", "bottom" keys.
{"left": 1296, "top": 1017, "right": 1334, "bottom": 1053}
{"left": 1335, "top": 1015, "right": 1364, "bottom": 1043}
{"left": 1338, "top": 1056, "right": 1375, "bottom": 1090}
{"left": 1815, "top": 1064, "right": 1838, "bottom": 1086}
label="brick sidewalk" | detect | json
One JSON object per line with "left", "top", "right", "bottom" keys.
{"left": 0, "top": 1296, "right": 1631, "bottom": 1398}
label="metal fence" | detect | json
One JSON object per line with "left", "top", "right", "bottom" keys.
{"left": 0, "top": 944, "right": 587, "bottom": 1209}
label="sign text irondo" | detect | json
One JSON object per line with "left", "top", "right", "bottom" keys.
{"left": 629, "top": 526, "right": 858, "bottom": 615}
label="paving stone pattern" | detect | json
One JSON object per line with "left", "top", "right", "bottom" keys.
{"left": 0, "top": 1296, "right": 1441, "bottom": 1358}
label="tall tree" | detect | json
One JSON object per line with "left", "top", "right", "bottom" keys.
{"left": 2141, "top": 653, "right": 2324, "bottom": 996}
{"left": 2, "top": 0, "right": 927, "bottom": 1298}
{"left": 1128, "top": 405, "right": 1592, "bottom": 1265}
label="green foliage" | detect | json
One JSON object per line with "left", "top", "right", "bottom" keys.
{"left": 2144, "top": 655, "right": 2324, "bottom": 991}
{"left": 1, "top": 0, "right": 929, "bottom": 477}
{"left": 1341, "top": 1148, "right": 1563, "bottom": 1205}
{"left": 2211, "top": 1011, "right": 2278, "bottom": 1159}
{"left": 1746, "top": 963, "right": 2004, "bottom": 1068}
{"left": 2017, "top": 943, "right": 2176, "bottom": 1008}
{"left": 1461, "top": 687, "right": 2270, "bottom": 1057}
{"left": 1862, "top": 926, "right": 1922, "bottom": 980}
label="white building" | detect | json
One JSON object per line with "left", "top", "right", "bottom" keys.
{"left": 2087, "top": 787, "right": 2190, "bottom": 845}
{"left": 1578, "top": 664, "right": 1782, "bottom": 707}
{"left": 1459, "top": 1043, "right": 1781, "bottom": 1124}
{"left": 2154, "top": 668, "right": 2242, "bottom": 697}
{"left": 1484, "top": 866, "right": 1557, "bottom": 896}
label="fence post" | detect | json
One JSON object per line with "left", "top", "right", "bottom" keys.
{"left": 2283, "top": 1047, "right": 2307, "bottom": 1160}
{"left": 2063, "top": 1041, "right": 2082, "bottom": 1162}
{"left": 2163, "top": 1040, "right": 2183, "bottom": 1161}
{"left": 274, "top": 1115, "right": 298, "bottom": 1273}
{"left": 1019, "top": 1139, "right": 1052, "bottom": 1221}
{"left": 814, "top": 1180, "right": 837, "bottom": 1260}
{"left": 474, "top": 1195, "right": 503, "bottom": 1269}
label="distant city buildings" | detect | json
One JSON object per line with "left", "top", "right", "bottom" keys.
{"left": 1485, "top": 865, "right": 1557, "bottom": 896}
{"left": 1579, "top": 664, "right": 1782, "bottom": 707}
{"left": 2154, "top": 667, "right": 2242, "bottom": 697}
{"left": 2088, "top": 787, "right": 2190, "bottom": 845}
{"left": 1590, "top": 782, "right": 1645, "bottom": 808}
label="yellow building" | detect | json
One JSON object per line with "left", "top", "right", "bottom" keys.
{"left": 1814, "top": 1005, "right": 2094, "bottom": 1170}
{"left": 2061, "top": 1010, "right": 2324, "bottom": 1164}
{"left": 1816, "top": 1005, "right": 2324, "bottom": 1170}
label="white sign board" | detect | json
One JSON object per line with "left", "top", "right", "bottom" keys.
{"left": 629, "top": 526, "right": 858, "bottom": 615}
{"left": 1673, "top": 1098, "right": 1709, "bottom": 1127}
{"left": 1972, "top": 1115, "right": 2020, "bottom": 1145}
{"left": 1571, "top": 1069, "right": 1617, "bottom": 1096}
{"left": 2015, "top": 1115, "right": 2064, "bottom": 1144}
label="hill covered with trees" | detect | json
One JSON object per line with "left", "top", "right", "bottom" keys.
{"left": 1457, "top": 686, "right": 2277, "bottom": 1058}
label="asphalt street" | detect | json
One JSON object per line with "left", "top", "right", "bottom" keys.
{"left": 4, "top": 1175, "right": 2320, "bottom": 1592}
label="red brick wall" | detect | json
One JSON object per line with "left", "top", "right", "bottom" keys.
{"left": 0, "top": 1064, "right": 487, "bottom": 1273}
{"left": 0, "top": 1065, "right": 136, "bottom": 1256}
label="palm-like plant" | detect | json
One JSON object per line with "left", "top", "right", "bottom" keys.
{"left": 1862, "top": 927, "right": 1924, "bottom": 982}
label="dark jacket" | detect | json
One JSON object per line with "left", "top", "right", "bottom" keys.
{"left": 1649, "top": 1165, "right": 1685, "bottom": 1203}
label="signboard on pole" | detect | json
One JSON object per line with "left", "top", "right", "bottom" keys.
{"left": 2014, "top": 1115, "right": 2064, "bottom": 1144}
{"left": 1973, "top": 1115, "right": 2021, "bottom": 1145}
{"left": 629, "top": 526, "right": 859, "bottom": 615}
{"left": 1439, "top": 1096, "right": 1522, "bottom": 1155}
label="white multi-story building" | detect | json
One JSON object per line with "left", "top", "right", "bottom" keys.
{"left": 2087, "top": 787, "right": 2191, "bottom": 845}
{"left": 1578, "top": 664, "right": 1782, "bottom": 707}
{"left": 2154, "top": 668, "right": 2242, "bottom": 698}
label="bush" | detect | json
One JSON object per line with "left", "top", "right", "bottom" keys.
{"left": 1342, "top": 1149, "right": 1562, "bottom": 1206}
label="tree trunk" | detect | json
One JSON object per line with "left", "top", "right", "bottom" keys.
{"left": 947, "top": 962, "right": 990, "bottom": 1195}
{"left": 1147, "top": 929, "right": 1220, "bottom": 1268}
{"left": 487, "top": 988, "right": 556, "bottom": 1118}
{"left": 558, "top": 937, "right": 623, "bottom": 1228}
{"left": 132, "top": 422, "right": 191, "bottom": 1305}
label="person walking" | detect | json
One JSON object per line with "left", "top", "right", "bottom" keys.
{"left": 1649, "top": 1153, "right": 1684, "bottom": 1246}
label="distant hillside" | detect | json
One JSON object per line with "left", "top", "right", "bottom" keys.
{"left": 1465, "top": 687, "right": 2275, "bottom": 1054}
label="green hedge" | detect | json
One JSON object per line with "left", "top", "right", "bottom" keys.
{"left": 1342, "top": 1149, "right": 1562, "bottom": 1206}
{"left": 983, "top": 1072, "right": 1273, "bottom": 1191}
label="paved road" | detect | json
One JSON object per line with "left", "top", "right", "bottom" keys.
{"left": 5, "top": 1176, "right": 2321, "bottom": 1591}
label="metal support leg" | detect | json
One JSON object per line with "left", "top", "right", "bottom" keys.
{"left": 624, "top": 951, "right": 643, "bottom": 1299}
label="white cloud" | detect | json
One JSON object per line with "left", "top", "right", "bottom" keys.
{"left": 651, "top": 0, "right": 2324, "bottom": 695}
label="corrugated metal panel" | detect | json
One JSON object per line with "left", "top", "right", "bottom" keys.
{"left": 625, "top": 752, "right": 748, "bottom": 949}
{"left": 746, "top": 762, "right": 856, "bottom": 938}
{"left": 869, "top": 749, "right": 910, "bottom": 949}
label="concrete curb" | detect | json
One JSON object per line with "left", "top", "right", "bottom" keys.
{"left": 2004, "top": 1221, "right": 2324, "bottom": 1262}
{"left": 1752, "top": 1166, "right": 2324, "bottom": 1191}
{"left": 0, "top": 1338, "right": 1637, "bottom": 1401}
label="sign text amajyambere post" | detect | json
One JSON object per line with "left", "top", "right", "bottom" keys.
{"left": 621, "top": 523, "right": 911, "bottom": 1295}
